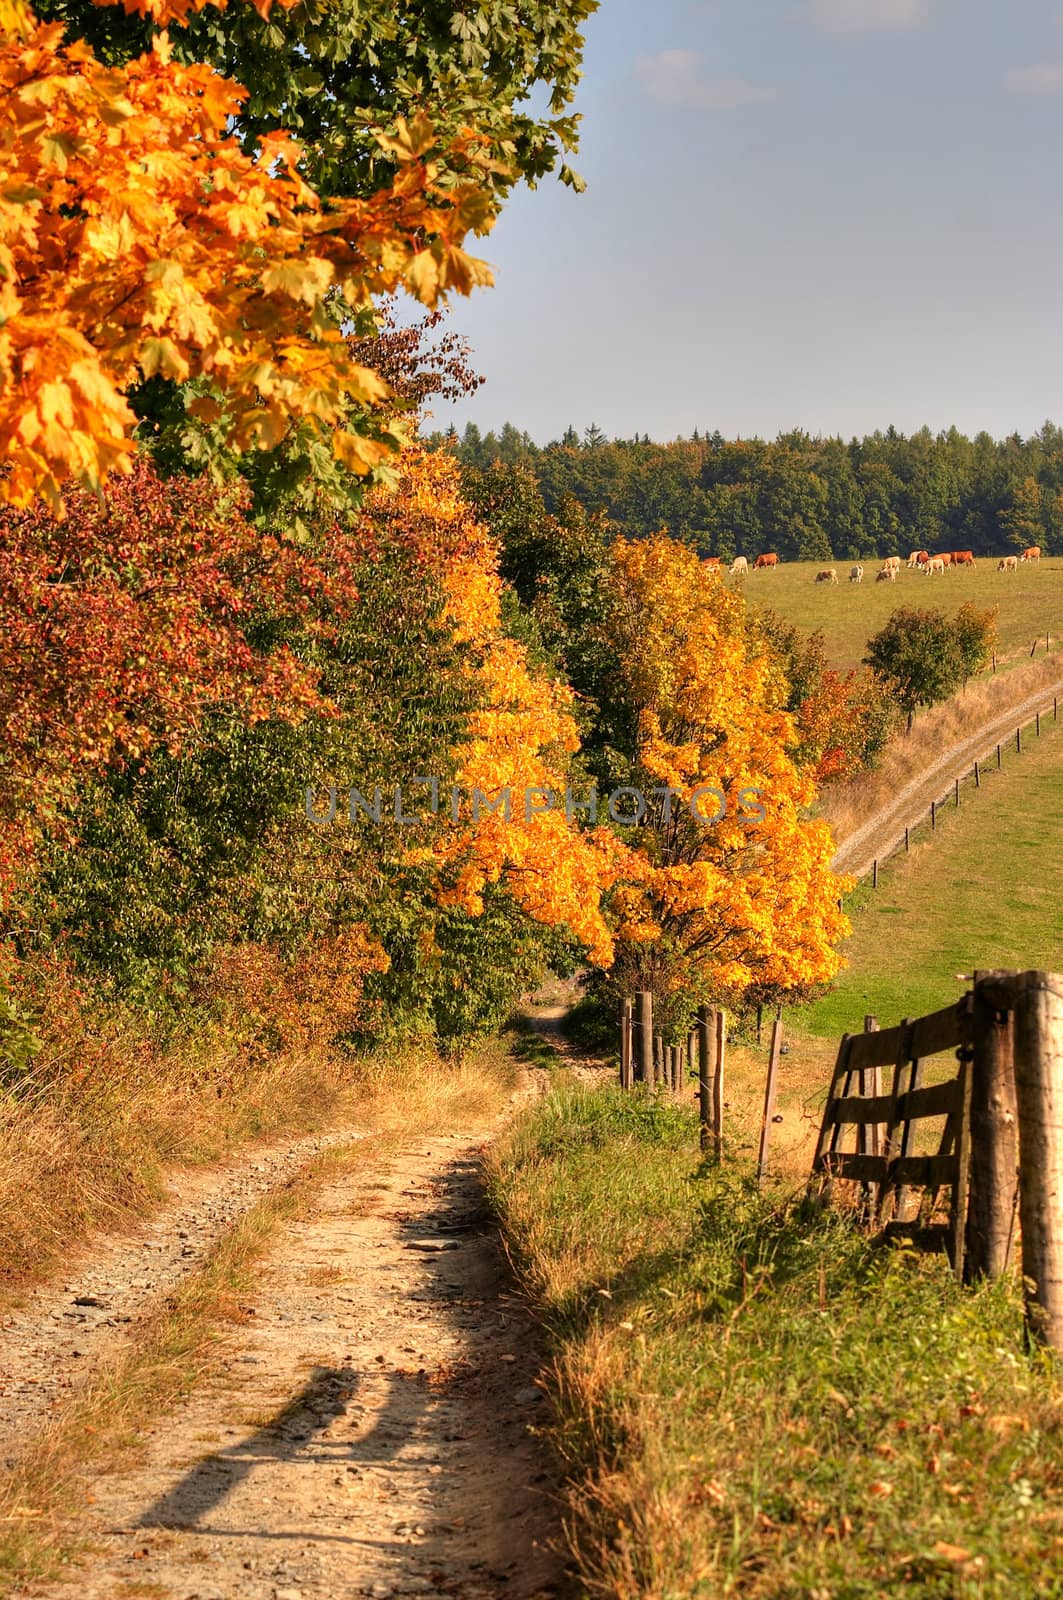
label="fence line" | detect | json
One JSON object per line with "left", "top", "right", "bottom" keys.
{"left": 856, "top": 690, "right": 1060, "bottom": 896}
{"left": 811, "top": 971, "right": 1063, "bottom": 1350}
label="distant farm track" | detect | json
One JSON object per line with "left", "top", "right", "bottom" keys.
{"left": 832, "top": 668, "right": 1063, "bottom": 880}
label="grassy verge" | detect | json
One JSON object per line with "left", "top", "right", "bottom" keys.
{"left": 490, "top": 1080, "right": 1063, "bottom": 1599}
{"left": 0, "top": 1042, "right": 516, "bottom": 1588}
{"left": 803, "top": 711, "right": 1063, "bottom": 1038}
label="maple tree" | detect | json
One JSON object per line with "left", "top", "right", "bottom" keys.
{"left": 0, "top": 0, "right": 499, "bottom": 512}
{"left": 0, "top": 459, "right": 335, "bottom": 909}
{"left": 600, "top": 536, "right": 851, "bottom": 1025}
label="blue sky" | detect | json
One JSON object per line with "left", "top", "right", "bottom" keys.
{"left": 428, "top": 0, "right": 1063, "bottom": 443}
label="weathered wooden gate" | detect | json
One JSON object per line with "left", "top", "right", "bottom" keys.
{"left": 812, "top": 996, "right": 974, "bottom": 1277}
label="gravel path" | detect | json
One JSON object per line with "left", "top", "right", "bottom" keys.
{"left": 27, "top": 1126, "right": 565, "bottom": 1600}
{"left": 0, "top": 1128, "right": 365, "bottom": 1469}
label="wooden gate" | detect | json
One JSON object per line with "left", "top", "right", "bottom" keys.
{"left": 812, "top": 996, "right": 974, "bottom": 1277}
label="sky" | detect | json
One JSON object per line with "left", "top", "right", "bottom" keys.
{"left": 427, "top": 0, "right": 1063, "bottom": 445}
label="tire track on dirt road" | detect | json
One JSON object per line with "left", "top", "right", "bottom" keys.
{"left": 17, "top": 1088, "right": 570, "bottom": 1600}
{"left": 0, "top": 1127, "right": 365, "bottom": 1466}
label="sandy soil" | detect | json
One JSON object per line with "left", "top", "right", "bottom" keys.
{"left": 22, "top": 1129, "right": 566, "bottom": 1600}
{"left": 4, "top": 1037, "right": 591, "bottom": 1600}
{"left": 0, "top": 1128, "right": 366, "bottom": 1467}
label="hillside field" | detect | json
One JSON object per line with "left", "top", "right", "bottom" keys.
{"left": 796, "top": 709, "right": 1063, "bottom": 1038}
{"left": 735, "top": 555, "right": 1063, "bottom": 668}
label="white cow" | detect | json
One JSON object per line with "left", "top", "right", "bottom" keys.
{"left": 926, "top": 557, "right": 946, "bottom": 575}
{"left": 730, "top": 555, "right": 749, "bottom": 575}
{"left": 849, "top": 565, "right": 863, "bottom": 584}
{"left": 815, "top": 568, "right": 838, "bottom": 585}
{"left": 998, "top": 555, "right": 1018, "bottom": 573}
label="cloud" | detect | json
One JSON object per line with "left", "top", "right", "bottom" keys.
{"left": 802, "top": 0, "right": 930, "bottom": 33}
{"left": 1006, "top": 62, "right": 1063, "bottom": 95}
{"left": 635, "top": 50, "right": 778, "bottom": 110}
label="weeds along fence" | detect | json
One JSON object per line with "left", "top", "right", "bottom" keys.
{"left": 812, "top": 970, "right": 1063, "bottom": 1351}
{"left": 856, "top": 691, "right": 1060, "bottom": 895}
{"left": 619, "top": 994, "right": 727, "bottom": 1159}
{"left": 618, "top": 994, "right": 787, "bottom": 1174}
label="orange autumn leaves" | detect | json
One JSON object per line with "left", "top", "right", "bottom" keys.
{"left": 606, "top": 536, "right": 850, "bottom": 995}
{"left": 376, "top": 456, "right": 849, "bottom": 993}
{"left": 375, "top": 451, "right": 622, "bottom": 966}
{"left": 0, "top": 0, "right": 497, "bottom": 511}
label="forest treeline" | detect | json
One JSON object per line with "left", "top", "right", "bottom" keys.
{"left": 427, "top": 421, "right": 1063, "bottom": 560}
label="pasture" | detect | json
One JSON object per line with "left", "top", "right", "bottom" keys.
{"left": 734, "top": 555, "right": 1063, "bottom": 669}
{"left": 796, "top": 713, "right": 1063, "bottom": 1038}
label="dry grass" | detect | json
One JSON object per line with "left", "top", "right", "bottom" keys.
{"left": 0, "top": 1042, "right": 516, "bottom": 1588}
{"left": 0, "top": 1012, "right": 515, "bottom": 1302}
{"left": 820, "top": 651, "right": 1063, "bottom": 844}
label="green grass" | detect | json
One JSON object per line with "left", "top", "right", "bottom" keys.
{"left": 797, "top": 714, "right": 1063, "bottom": 1039}
{"left": 737, "top": 557, "right": 1063, "bottom": 669}
{"left": 490, "top": 1082, "right": 1063, "bottom": 1600}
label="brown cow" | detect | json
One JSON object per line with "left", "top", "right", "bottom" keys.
{"left": 815, "top": 568, "right": 838, "bottom": 585}
{"left": 883, "top": 556, "right": 902, "bottom": 572}
{"left": 704, "top": 557, "right": 721, "bottom": 568}
{"left": 1022, "top": 546, "right": 1042, "bottom": 563}
{"left": 754, "top": 552, "right": 778, "bottom": 569}
{"left": 934, "top": 552, "right": 953, "bottom": 567}
{"left": 906, "top": 550, "right": 928, "bottom": 568}
{"left": 952, "top": 551, "right": 975, "bottom": 567}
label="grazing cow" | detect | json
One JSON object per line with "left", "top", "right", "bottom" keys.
{"left": 754, "top": 552, "right": 778, "bottom": 569}
{"left": 952, "top": 551, "right": 976, "bottom": 567}
{"left": 730, "top": 555, "right": 748, "bottom": 575}
{"left": 883, "top": 555, "right": 902, "bottom": 572}
{"left": 876, "top": 566, "right": 896, "bottom": 582}
{"left": 704, "top": 557, "right": 721, "bottom": 568}
{"left": 998, "top": 555, "right": 1018, "bottom": 573}
{"left": 815, "top": 568, "right": 838, "bottom": 585}
{"left": 849, "top": 565, "right": 864, "bottom": 584}
{"left": 934, "top": 552, "right": 954, "bottom": 568}
{"left": 926, "top": 557, "right": 946, "bottom": 575}
{"left": 1022, "top": 546, "right": 1042, "bottom": 563}
{"left": 906, "top": 550, "right": 928, "bottom": 568}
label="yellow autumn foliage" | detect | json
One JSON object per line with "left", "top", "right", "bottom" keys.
{"left": 607, "top": 535, "right": 851, "bottom": 1000}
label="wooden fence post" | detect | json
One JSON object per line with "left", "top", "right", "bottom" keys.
{"left": 997, "top": 742, "right": 1002, "bottom": 769}
{"left": 905, "top": 825, "right": 910, "bottom": 853}
{"left": 974, "top": 761, "right": 980, "bottom": 790}
{"left": 965, "top": 972, "right": 1019, "bottom": 1282}
{"left": 634, "top": 991, "right": 653, "bottom": 1086}
{"left": 1037, "top": 712, "right": 1041, "bottom": 737}
{"left": 955, "top": 777, "right": 960, "bottom": 806}
{"left": 1013, "top": 972, "right": 1063, "bottom": 1348}
{"left": 872, "top": 859, "right": 878, "bottom": 888}
{"left": 931, "top": 800, "right": 936, "bottom": 831}
{"left": 654, "top": 1033, "right": 664, "bottom": 1090}
{"left": 687, "top": 1030, "right": 697, "bottom": 1091}
{"left": 620, "top": 997, "right": 633, "bottom": 1089}
{"left": 757, "top": 1018, "right": 784, "bottom": 1185}
{"left": 697, "top": 1005, "right": 717, "bottom": 1157}
{"left": 756, "top": 1003, "right": 763, "bottom": 1046}
{"left": 1017, "top": 726, "right": 1022, "bottom": 755}
{"left": 714, "top": 1009, "right": 726, "bottom": 1162}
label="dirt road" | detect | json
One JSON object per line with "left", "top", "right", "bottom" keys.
{"left": 5, "top": 1100, "right": 570, "bottom": 1599}
{"left": 831, "top": 669, "right": 1063, "bottom": 879}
